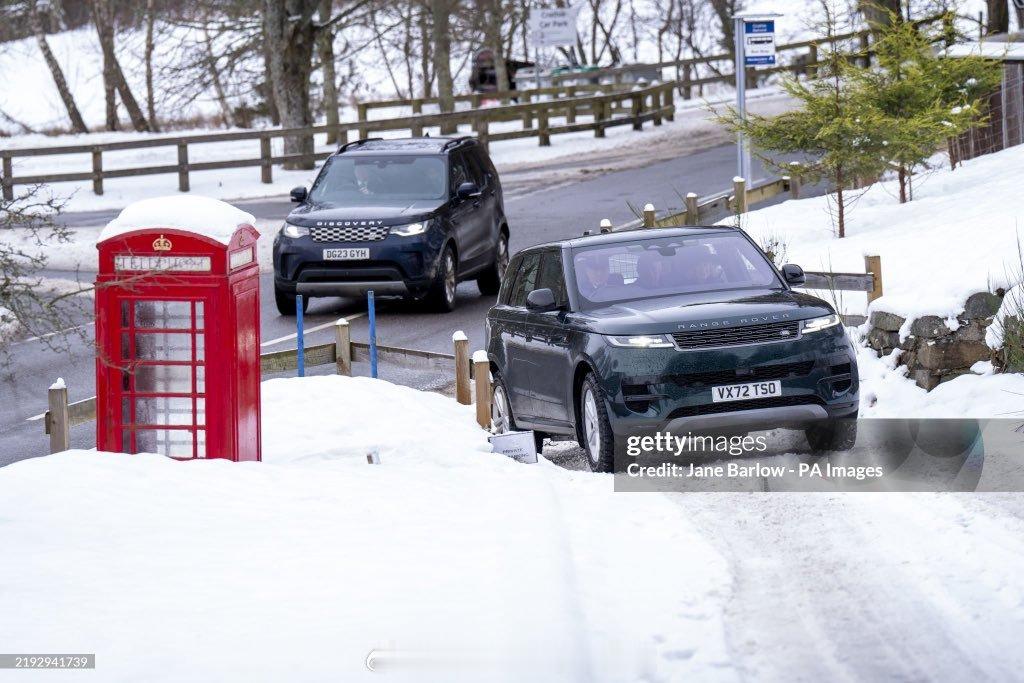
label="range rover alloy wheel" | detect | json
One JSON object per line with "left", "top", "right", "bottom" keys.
{"left": 492, "top": 380, "right": 512, "bottom": 434}
{"left": 579, "top": 374, "right": 615, "bottom": 473}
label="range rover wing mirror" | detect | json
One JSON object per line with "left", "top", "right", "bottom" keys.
{"left": 456, "top": 182, "right": 481, "bottom": 200}
{"left": 526, "top": 288, "right": 558, "bottom": 312}
{"left": 781, "top": 263, "right": 806, "bottom": 286}
{"left": 290, "top": 186, "right": 308, "bottom": 203}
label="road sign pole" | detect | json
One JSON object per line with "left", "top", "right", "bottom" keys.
{"left": 734, "top": 16, "right": 749, "bottom": 182}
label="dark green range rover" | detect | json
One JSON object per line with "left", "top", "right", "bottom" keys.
{"left": 484, "top": 226, "right": 859, "bottom": 472}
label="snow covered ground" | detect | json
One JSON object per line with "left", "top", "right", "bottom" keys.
{"left": 0, "top": 375, "right": 735, "bottom": 682}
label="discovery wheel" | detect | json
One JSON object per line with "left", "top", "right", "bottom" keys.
{"left": 426, "top": 246, "right": 457, "bottom": 312}
{"left": 477, "top": 232, "right": 509, "bottom": 296}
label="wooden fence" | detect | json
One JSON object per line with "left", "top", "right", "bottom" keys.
{"left": 1, "top": 81, "right": 675, "bottom": 200}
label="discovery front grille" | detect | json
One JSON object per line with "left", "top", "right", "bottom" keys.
{"left": 672, "top": 320, "right": 801, "bottom": 350}
{"left": 310, "top": 224, "right": 389, "bottom": 242}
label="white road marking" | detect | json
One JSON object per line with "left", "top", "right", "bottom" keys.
{"left": 259, "top": 311, "right": 367, "bottom": 347}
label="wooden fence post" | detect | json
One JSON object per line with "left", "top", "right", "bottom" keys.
{"left": 859, "top": 33, "right": 871, "bottom": 67}
{"left": 1, "top": 153, "right": 12, "bottom": 201}
{"left": 454, "top": 331, "right": 470, "bottom": 405}
{"left": 260, "top": 136, "right": 273, "bottom": 184}
{"left": 473, "top": 350, "right": 491, "bottom": 430}
{"left": 471, "top": 93, "right": 482, "bottom": 109}
{"left": 599, "top": 218, "right": 613, "bottom": 233}
{"left": 643, "top": 203, "right": 656, "bottom": 228}
{"left": 651, "top": 89, "right": 662, "bottom": 126}
{"left": 788, "top": 161, "right": 801, "bottom": 199}
{"left": 474, "top": 117, "right": 489, "bottom": 151}
{"left": 732, "top": 176, "right": 747, "bottom": 214}
{"left": 631, "top": 94, "right": 642, "bottom": 131}
{"left": 566, "top": 86, "right": 577, "bottom": 123}
{"left": 594, "top": 98, "right": 607, "bottom": 138}
{"left": 808, "top": 44, "right": 819, "bottom": 79}
{"left": 357, "top": 102, "right": 369, "bottom": 138}
{"left": 335, "top": 318, "right": 352, "bottom": 376}
{"left": 663, "top": 85, "right": 675, "bottom": 122}
{"left": 91, "top": 148, "right": 103, "bottom": 196}
{"left": 685, "top": 192, "right": 699, "bottom": 225}
{"left": 865, "top": 255, "right": 883, "bottom": 303}
{"left": 538, "top": 108, "right": 550, "bottom": 146}
{"left": 47, "top": 379, "right": 69, "bottom": 454}
{"left": 177, "top": 143, "right": 189, "bottom": 192}
{"left": 521, "top": 92, "right": 533, "bottom": 129}
{"left": 412, "top": 99, "right": 423, "bottom": 114}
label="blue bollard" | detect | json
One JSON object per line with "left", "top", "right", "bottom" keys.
{"left": 296, "top": 294, "right": 305, "bottom": 377}
{"left": 368, "top": 290, "right": 378, "bottom": 378}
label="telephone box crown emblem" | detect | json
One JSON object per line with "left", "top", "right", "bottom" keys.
{"left": 152, "top": 234, "right": 173, "bottom": 251}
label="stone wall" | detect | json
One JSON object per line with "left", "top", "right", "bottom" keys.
{"left": 865, "top": 292, "right": 1003, "bottom": 390}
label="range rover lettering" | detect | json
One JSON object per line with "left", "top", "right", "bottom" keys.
{"left": 484, "top": 227, "right": 859, "bottom": 472}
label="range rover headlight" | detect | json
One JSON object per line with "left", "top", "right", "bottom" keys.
{"left": 281, "top": 222, "right": 309, "bottom": 238}
{"left": 606, "top": 334, "right": 675, "bottom": 348}
{"left": 391, "top": 221, "right": 428, "bottom": 237}
{"left": 802, "top": 314, "right": 842, "bottom": 333}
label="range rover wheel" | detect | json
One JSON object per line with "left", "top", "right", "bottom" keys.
{"left": 579, "top": 374, "right": 615, "bottom": 473}
{"left": 492, "top": 373, "right": 546, "bottom": 455}
{"left": 477, "top": 231, "right": 509, "bottom": 296}
{"left": 426, "top": 246, "right": 457, "bottom": 312}
{"left": 275, "top": 286, "right": 309, "bottom": 316}
{"left": 806, "top": 411, "right": 858, "bottom": 452}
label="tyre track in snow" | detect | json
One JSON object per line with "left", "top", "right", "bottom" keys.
{"left": 671, "top": 492, "right": 1024, "bottom": 681}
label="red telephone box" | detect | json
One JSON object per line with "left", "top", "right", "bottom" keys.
{"left": 94, "top": 204, "right": 261, "bottom": 461}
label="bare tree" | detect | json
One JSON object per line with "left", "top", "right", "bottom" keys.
{"left": 25, "top": 0, "right": 87, "bottom": 133}
{"left": 431, "top": 0, "right": 456, "bottom": 132}
{"left": 481, "top": 0, "right": 509, "bottom": 91}
{"left": 987, "top": 0, "right": 1009, "bottom": 34}
{"left": 319, "top": 0, "right": 341, "bottom": 143}
{"left": 88, "top": 0, "right": 151, "bottom": 132}
{"left": 145, "top": 0, "right": 160, "bottom": 131}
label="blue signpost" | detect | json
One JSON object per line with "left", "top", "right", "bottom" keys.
{"left": 296, "top": 295, "right": 305, "bottom": 377}
{"left": 367, "top": 290, "right": 378, "bottom": 378}
{"left": 732, "top": 12, "right": 781, "bottom": 182}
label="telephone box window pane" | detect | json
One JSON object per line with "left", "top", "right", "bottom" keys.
{"left": 135, "top": 428, "right": 195, "bottom": 458}
{"left": 121, "top": 301, "right": 130, "bottom": 327}
{"left": 134, "top": 365, "right": 194, "bottom": 394}
{"left": 194, "top": 398, "right": 206, "bottom": 427}
{"left": 196, "top": 365, "right": 205, "bottom": 393}
{"left": 120, "top": 333, "right": 130, "bottom": 359}
{"left": 134, "top": 397, "right": 195, "bottom": 426}
{"left": 194, "top": 302, "right": 205, "bottom": 330}
{"left": 196, "top": 429, "right": 206, "bottom": 458}
{"left": 195, "top": 333, "right": 205, "bottom": 361}
{"left": 121, "top": 398, "right": 130, "bottom": 425}
{"left": 134, "top": 301, "right": 193, "bottom": 330}
{"left": 134, "top": 332, "right": 193, "bottom": 361}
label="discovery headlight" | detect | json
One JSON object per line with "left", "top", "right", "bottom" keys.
{"left": 802, "top": 314, "right": 842, "bottom": 334}
{"left": 391, "top": 221, "right": 430, "bottom": 237}
{"left": 281, "top": 222, "right": 310, "bottom": 238}
{"left": 606, "top": 334, "right": 675, "bottom": 348}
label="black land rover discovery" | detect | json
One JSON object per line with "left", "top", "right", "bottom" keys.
{"left": 484, "top": 227, "right": 860, "bottom": 472}
{"left": 273, "top": 137, "right": 510, "bottom": 314}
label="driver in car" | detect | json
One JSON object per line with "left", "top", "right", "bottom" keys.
{"left": 577, "top": 252, "right": 616, "bottom": 298}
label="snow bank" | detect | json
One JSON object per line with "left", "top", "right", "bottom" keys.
{"left": 98, "top": 195, "right": 256, "bottom": 245}
{"left": 0, "top": 375, "right": 734, "bottom": 681}
{"left": 730, "top": 144, "right": 1024, "bottom": 321}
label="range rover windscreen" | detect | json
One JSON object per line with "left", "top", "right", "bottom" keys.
{"left": 571, "top": 232, "right": 781, "bottom": 308}
{"left": 308, "top": 155, "right": 447, "bottom": 205}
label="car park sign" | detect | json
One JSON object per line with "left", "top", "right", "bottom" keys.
{"left": 529, "top": 7, "right": 580, "bottom": 48}
{"left": 744, "top": 20, "right": 776, "bottom": 66}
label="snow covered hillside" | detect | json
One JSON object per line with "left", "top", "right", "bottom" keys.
{"left": 729, "top": 143, "right": 1024, "bottom": 417}
{"left": 0, "top": 375, "right": 735, "bottom": 682}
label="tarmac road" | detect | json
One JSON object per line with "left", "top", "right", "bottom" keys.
{"left": 0, "top": 138, "right": 820, "bottom": 466}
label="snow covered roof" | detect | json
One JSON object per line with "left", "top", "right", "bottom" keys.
{"left": 945, "top": 40, "right": 1024, "bottom": 62}
{"left": 98, "top": 195, "right": 256, "bottom": 246}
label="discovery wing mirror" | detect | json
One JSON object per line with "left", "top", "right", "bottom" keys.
{"left": 781, "top": 264, "right": 806, "bottom": 286}
{"left": 526, "top": 288, "right": 558, "bottom": 312}
{"left": 457, "top": 182, "right": 481, "bottom": 200}
{"left": 290, "top": 186, "right": 308, "bottom": 203}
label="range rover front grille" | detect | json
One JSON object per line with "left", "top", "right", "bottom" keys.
{"left": 671, "top": 320, "right": 801, "bottom": 349}
{"left": 310, "top": 224, "right": 389, "bottom": 242}
{"left": 670, "top": 360, "right": 815, "bottom": 387}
